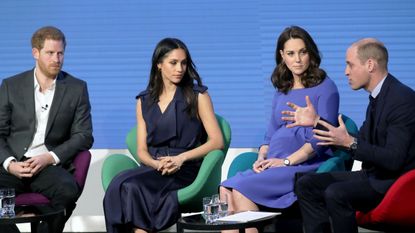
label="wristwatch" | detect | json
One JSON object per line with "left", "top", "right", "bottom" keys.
{"left": 283, "top": 158, "right": 291, "bottom": 166}
{"left": 349, "top": 137, "right": 358, "bottom": 151}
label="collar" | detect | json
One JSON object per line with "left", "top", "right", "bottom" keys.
{"left": 370, "top": 75, "right": 387, "bottom": 98}
{"left": 33, "top": 68, "right": 57, "bottom": 91}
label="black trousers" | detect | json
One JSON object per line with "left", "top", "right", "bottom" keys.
{"left": 0, "top": 165, "right": 79, "bottom": 233}
{"left": 295, "top": 171, "right": 384, "bottom": 233}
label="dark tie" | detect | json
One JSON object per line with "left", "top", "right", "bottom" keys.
{"left": 363, "top": 96, "right": 378, "bottom": 171}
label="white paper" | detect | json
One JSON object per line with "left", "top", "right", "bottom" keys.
{"left": 216, "top": 211, "right": 280, "bottom": 222}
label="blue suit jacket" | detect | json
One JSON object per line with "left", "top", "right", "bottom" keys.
{"left": 354, "top": 74, "right": 415, "bottom": 193}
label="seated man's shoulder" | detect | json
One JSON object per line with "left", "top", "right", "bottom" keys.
{"left": 4, "top": 70, "right": 32, "bottom": 82}
{"left": 59, "top": 71, "right": 87, "bottom": 86}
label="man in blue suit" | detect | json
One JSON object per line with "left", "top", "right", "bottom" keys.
{"left": 0, "top": 26, "right": 93, "bottom": 232}
{"left": 281, "top": 38, "right": 415, "bottom": 233}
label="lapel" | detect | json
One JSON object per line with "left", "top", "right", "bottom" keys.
{"left": 45, "top": 72, "right": 67, "bottom": 136}
{"left": 21, "top": 70, "right": 36, "bottom": 124}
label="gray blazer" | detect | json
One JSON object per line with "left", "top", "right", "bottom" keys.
{"left": 0, "top": 69, "right": 93, "bottom": 169}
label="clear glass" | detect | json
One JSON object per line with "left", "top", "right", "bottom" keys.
{"left": 202, "top": 195, "right": 224, "bottom": 223}
{"left": 219, "top": 195, "right": 228, "bottom": 217}
{"left": 0, "top": 188, "right": 15, "bottom": 218}
{"left": 209, "top": 202, "right": 220, "bottom": 222}
{"left": 211, "top": 194, "right": 220, "bottom": 204}
{"left": 202, "top": 196, "right": 212, "bottom": 223}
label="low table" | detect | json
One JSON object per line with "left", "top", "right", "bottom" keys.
{"left": 0, "top": 205, "right": 64, "bottom": 233}
{"left": 177, "top": 212, "right": 279, "bottom": 233}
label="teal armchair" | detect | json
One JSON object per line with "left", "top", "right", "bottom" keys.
{"left": 101, "top": 114, "right": 231, "bottom": 213}
{"left": 225, "top": 114, "right": 358, "bottom": 233}
{"left": 227, "top": 114, "right": 358, "bottom": 179}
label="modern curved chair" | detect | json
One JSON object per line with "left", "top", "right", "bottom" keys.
{"left": 227, "top": 114, "right": 359, "bottom": 179}
{"left": 226, "top": 114, "right": 358, "bottom": 233}
{"left": 356, "top": 169, "right": 415, "bottom": 232}
{"left": 101, "top": 114, "right": 231, "bottom": 213}
{"left": 15, "top": 150, "right": 92, "bottom": 206}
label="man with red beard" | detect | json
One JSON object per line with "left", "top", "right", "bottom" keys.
{"left": 0, "top": 26, "right": 93, "bottom": 233}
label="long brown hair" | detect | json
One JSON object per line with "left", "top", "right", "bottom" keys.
{"left": 147, "top": 38, "right": 203, "bottom": 118}
{"left": 271, "top": 26, "right": 326, "bottom": 94}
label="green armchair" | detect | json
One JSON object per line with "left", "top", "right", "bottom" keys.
{"left": 101, "top": 114, "right": 231, "bottom": 213}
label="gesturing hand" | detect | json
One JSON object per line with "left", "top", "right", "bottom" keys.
{"left": 313, "top": 115, "right": 353, "bottom": 148}
{"left": 281, "top": 96, "right": 319, "bottom": 128}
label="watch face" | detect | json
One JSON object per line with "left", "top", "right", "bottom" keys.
{"left": 284, "top": 159, "right": 290, "bottom": 166}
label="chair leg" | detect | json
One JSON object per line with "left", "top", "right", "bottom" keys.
{"left": 31, "top": 221, "right": 39, "bottom": 233}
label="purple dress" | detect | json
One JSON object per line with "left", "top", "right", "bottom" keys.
{"left": 103, "top": 85, "right": 208, "bottom": 232}
{"left": 221, "top": 77, "right": 339, "bottom": 208}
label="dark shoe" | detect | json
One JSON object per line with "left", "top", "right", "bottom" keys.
{"left": 0, "top": 224, "right": 21, "bottom": 233}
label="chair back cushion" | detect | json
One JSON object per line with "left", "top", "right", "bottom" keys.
{"left": 227, "top": 152, "right": 257, "bottom": 179}
{"left": 356, "top": 169, "right": 415, "bottom": 231}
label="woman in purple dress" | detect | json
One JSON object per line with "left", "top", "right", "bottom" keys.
{"left": 220, "top": 26, "right": 339, "bottom": 232}
{"left": 103, "top": 38, "right": 223, "bottom": 233}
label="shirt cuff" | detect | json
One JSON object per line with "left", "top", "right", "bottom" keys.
{"left": 49, "top": 151, "right": 60, "bottom": 165}
{"left": 3, "top": 156, "right": 16, "bottom": 172}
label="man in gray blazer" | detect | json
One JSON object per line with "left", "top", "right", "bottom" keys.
{"left": 0, "top": 26, "right": 93, "bottom": 232}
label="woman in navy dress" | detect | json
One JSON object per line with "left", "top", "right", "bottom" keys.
{"left": 103, "top": 38, "right": 224, "bottom": 233}
{"left": 220, "top": 26, "right": 339, "bottom": 232}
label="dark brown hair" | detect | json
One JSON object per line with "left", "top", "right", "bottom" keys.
{"left": 147, "top": 38, "right": 203, "bottom": 118}
{"left": 271, "top": 26, "right": 326, "bottom": 94}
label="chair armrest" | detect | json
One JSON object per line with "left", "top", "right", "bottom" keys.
{"left": 73, "top": 151, "right": 92, "bottom": 190}
{"left": 357, "top": 169, "right": 415, "bottom": 227}
{"left": 101, "top": 154, "right": 139, "bottom": 191}
{"left": 316, "top": 157, "right": 345, "bottom": 173}
{"left": 227, "top": 152, "right": 258, "bottom": 179}
{"left": 178, "top": 149, "right": 225, "bottom": 211}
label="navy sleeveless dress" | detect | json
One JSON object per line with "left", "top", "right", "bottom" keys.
{"left": 103, "top": 85, "right": 208, "bottom": 233}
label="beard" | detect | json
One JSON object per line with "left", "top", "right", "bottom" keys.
{"left": 38, "top": 62, "right": 62, "bottom": 78}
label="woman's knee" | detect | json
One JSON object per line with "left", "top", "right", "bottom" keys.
{"left": 231, "top": 189, "right": 250, "bottom": 203}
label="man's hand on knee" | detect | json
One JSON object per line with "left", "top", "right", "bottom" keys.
{"left": 8, "top": 161, "right": 33, "bottom": 179}
{"left": 26, "top": 153, "right": 55, "bottom": 175}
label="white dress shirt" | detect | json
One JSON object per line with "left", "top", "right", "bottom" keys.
{"left": 3, "top": 69, "right": 60, "bottom": 171}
